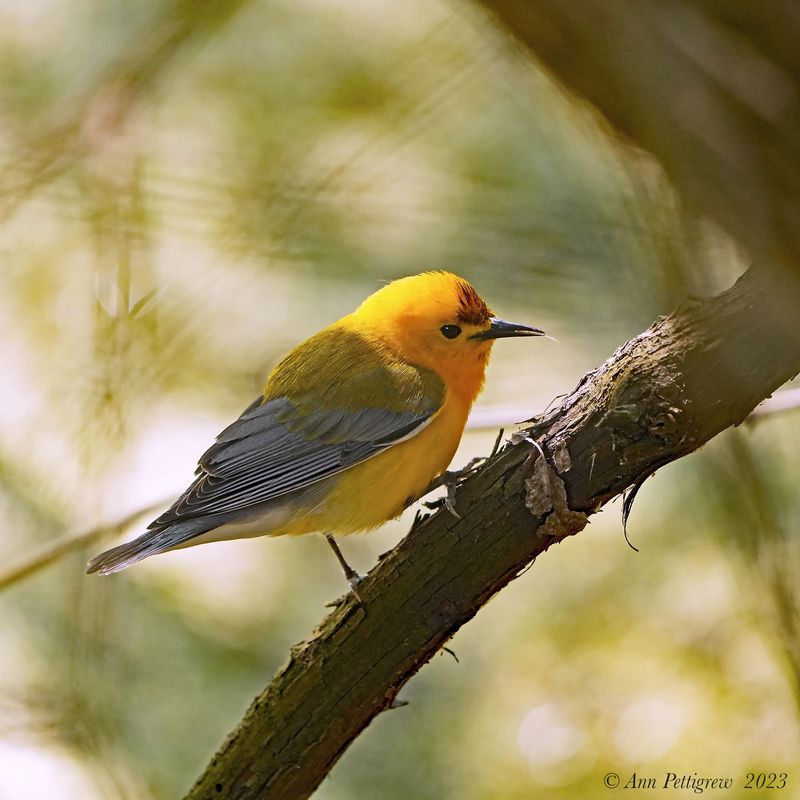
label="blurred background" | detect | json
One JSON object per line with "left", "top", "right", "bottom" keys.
{"left": 1, "top": 0, "right": 799, "bottom": 798}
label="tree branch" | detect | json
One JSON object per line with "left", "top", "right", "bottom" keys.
{"left": 185, "top": 263, "right": 800, "bottom": 800}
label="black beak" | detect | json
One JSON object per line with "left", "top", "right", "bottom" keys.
{"left": 469, "top": 317, "right": 545, "bottom": 341}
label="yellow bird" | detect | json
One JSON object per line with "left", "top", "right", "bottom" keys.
{"left": 87, "top": 271, "right": 543, "bottom": 588}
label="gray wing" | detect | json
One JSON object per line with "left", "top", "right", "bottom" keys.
{"left": 148, "top": 392, "right": 439, "bottom": 529}
{"left": 85, "top": 359, "right": 444, "bottom": 575}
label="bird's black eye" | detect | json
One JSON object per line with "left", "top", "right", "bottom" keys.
{"left": 440, "top": 324, "right": 462, "bottom": 339}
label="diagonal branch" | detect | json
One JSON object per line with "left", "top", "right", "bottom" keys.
{"left": 185, "top": 263, "right": 800, "bottom": 800}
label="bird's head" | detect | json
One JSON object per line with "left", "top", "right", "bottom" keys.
{"left": 351, "top": 271, "right": 544, "bottom": 398}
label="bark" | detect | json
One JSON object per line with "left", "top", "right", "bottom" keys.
{"left": 185, "top": 264, "right": 800, "bottom": 800}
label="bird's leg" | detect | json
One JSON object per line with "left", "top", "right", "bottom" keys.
{"left": 325, "top": 534, "right": 364, "bottom": 601}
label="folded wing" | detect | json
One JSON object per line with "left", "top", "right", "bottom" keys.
{"left": 150, "top": 376, "right": 441, "bottom": 527}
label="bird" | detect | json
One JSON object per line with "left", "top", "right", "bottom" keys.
{"left": 86, "top": 271, "right": 545, "bottom": 590}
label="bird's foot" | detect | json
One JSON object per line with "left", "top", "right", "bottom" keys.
{"left": 420, "top": 428, "right": 506, "bottom": 518}
{"left": 442, "top": 474, "right": 462, "bottom": 519}
{"left": 324, "top": 534, "right": 366, "bottom": 605}
{"left": 423, "top": 457, "right": 486, "bottom": 519}
{"left": 324, "top": 570, "right": 365, "bottom": 608}
{"left": 346, "top": 570, "right": 365, "bottom": 604}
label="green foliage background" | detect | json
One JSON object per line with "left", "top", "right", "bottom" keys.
{"left": 1, "top": 1, "right": 799, "bottom": 798}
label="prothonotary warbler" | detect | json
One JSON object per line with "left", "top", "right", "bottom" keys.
{"left": 86, "top": 271, "right": 544, "bottom": 590}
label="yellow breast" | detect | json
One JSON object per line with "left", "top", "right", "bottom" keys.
{"left": 294, "top": 390, "right": 470, "bottom": 535}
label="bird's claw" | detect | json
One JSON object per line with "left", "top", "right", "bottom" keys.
{"left": 444, "top": 482, "right": 461, "bottom": 519}
{"left": 347, "top": 571, "right": 365, "bottom": 603}
{"left": 424, "top": 458, "right": 485, "bottom": 518}
{"left": 459, "top": 456, "right": 488, "bottom": 474}
{"left": 324, "top": 572, "right": 365, "bottom": 608}
{"left": 419, "top": 431, "right": 508, "bottom": 520}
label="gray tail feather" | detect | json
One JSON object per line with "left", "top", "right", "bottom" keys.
{"left": 85, "top": 519, "right": 215, "bottom": 576}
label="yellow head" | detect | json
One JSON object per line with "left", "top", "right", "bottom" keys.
{"left": 350, "top": 271, "right": 543, "bottom": 403}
